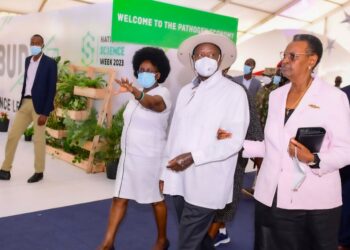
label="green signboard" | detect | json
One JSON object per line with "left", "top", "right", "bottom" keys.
{"left": 111, "top": 0, "right": 238, "bottom": 48}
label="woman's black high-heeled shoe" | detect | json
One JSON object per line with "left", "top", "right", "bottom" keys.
{"left": 163, "top": 239, "right": 170, "bottom": 250}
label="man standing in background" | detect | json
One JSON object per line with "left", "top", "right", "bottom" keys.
{"left": 0, "top": 34, "right": 57, "bottom": 183}
{"left": 233, "top": 58, "right": 261, "bottom": 99}
{"left": 335, "top": 76, "right": 342, "bottom": 88}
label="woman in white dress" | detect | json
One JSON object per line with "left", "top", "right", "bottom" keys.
{"left": 99, "top": 47, "right": 171, "bottom": 250}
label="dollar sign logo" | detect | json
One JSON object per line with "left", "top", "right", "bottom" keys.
{"left": 81, "top": 32, "right": 95, "bottom": 66}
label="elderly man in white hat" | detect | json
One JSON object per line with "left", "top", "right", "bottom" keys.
{"left": 160, "top": 31, "right": 250, "bottom": 250}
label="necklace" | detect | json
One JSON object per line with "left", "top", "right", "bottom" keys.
{"left": 286, "top": 77, "right": 313, "bottom": 114}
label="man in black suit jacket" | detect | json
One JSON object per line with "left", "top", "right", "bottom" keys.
{"left": 0, "top": 34, "right": 57, "bottom": 183}
{"left": 339, "top": 85, "right": 350, "bottom": 250}
{"left": 342, "top": 85, "right": 350, "bottom": 103}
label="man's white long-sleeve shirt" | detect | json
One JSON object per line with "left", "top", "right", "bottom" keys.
{"left": 162, "top": 71, "right": 250, "bottom": 209}
{"left": 24, "top": 54, "right": 43, "bottom": 96}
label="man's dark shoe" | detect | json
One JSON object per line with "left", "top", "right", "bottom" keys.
{"left": 27, "top": 173, "right": 43, "bottom": 183}
{"left": 0, "top": 170, "right": 11, "bottom": 180}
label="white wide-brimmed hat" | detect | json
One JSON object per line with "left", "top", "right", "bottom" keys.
{"left": 177, "top": 31, "right": 237, "bottom": 70}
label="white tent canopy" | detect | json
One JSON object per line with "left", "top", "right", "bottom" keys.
{"left": 1, "top": 0, "right": 350, "bottom": 82}
{"left": 1, "top": 0, "right": 350, "bottom": 44}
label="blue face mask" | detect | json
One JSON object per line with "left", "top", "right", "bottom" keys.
{"left": 30, "top": 46, "right": 42, "bottom": 56}
{"left": 272, "top": 75, "right": 281, "bottom": 85}
{"left": 137, "top": 72, "right": 156, "bottom": 88}
{"left": 243, "top": 65, "right": 252, "bottom": 75}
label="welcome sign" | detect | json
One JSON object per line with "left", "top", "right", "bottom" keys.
{"left": 111, "top": 0, "right": 238, "bottom": 48}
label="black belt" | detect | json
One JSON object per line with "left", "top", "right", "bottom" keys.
{"left": 23, "top": 96, "right": 32, "bottom": 99}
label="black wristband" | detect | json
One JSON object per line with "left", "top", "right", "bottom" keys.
{"left": 309, "top": 153, "right": 321, "bottom": 169}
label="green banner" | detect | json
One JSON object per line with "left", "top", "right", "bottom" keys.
{"left": 111, "top": 0, "right": 238, "bottom": 48}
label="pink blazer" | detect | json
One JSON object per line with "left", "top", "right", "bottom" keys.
{"left": 244, "top": 77, "right": 350, "bottom": 209}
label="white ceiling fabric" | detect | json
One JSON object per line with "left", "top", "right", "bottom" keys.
{"left": 1, "top": 0, "right": 349, "bottom": 44}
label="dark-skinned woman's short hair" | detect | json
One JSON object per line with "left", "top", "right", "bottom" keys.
{"left": 293, "top": 34, "right": 323, "bottom": 69}
{"left": 132, "top": 47, "right": 170, "bottom": 83}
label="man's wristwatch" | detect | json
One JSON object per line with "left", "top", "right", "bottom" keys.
{"left": 308, "top": 153, "right": 320, "bottom": 168}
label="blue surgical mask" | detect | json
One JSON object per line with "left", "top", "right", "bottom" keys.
{"left": 272, "top": 75, "right": 281, "bottom": 85}
{"left": 30, "top": 46, "right": 42, "bottom": 56}
{"left": 243, "top": 65, "right": 252, "bottom": 75}
{"left": 137, "top": 72, "right": 156, "bottom": 88}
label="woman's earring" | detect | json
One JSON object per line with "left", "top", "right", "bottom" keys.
{"left": 308, "top": 66, "right": 311, "bottom": 70}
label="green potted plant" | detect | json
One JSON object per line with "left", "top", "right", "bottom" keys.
{"left": 46, "top": 113, "right": 67, "bottom": 138}
{"left": 64, "top": 109, "right": 107, "bottom": 165}
{"left": 55, "top": 79, "right": 88, "bottom": 120}
{"left": 96, "top": 105, "right": 125, "bottom": 179}
{"left": 55, "top": 72, "right": 90, "bottom": 121}
{"left": 64, "top": 109, "right": 100, "bottom": 147}
{"left": 73, "top": 74, "right": 107, "bottom": 99}
{"left": 0, "top": 112, "right": 10, "bottom": 132}
{"left": 24, "top": 125, "right": 34, "bottom": 141}
{"left": 46, "top": 136, "right": 64, "bottom": 149}
{"left": 62, "top": 138, "right": 90, "bottom": 164}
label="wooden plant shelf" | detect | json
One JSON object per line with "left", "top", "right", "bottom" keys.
{"left": 46, "top": 127, "right": 67, "bottom": 139}
{"left": 82, "top": 141, "right": 105, "bottom": 151}
{"left": 46, "top": 145, "right": 105, "bottom": 173}
{"left": 73, "top": 86, "right": 107, "bottom": 99}
{"left": 47, "top": 64, "right": 115, "bottom": 174}
{"left": 56, "top": 108, "right": 90, "bottom": 121}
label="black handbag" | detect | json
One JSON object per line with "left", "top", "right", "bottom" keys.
{"left": 295, "top": 127, "right": 326, "bottom": 153}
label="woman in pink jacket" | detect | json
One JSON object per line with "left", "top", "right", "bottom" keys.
{"left": 238, "top": 34, "right": 350, "bottom": 250}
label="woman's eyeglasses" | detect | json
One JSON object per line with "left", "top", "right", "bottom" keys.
{"left": 280, "top": 52, "right": 312, "bottom": 62}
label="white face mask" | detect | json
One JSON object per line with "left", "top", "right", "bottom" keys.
{"left": 194, "top": 57, "right": 218, "bottom": 77}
